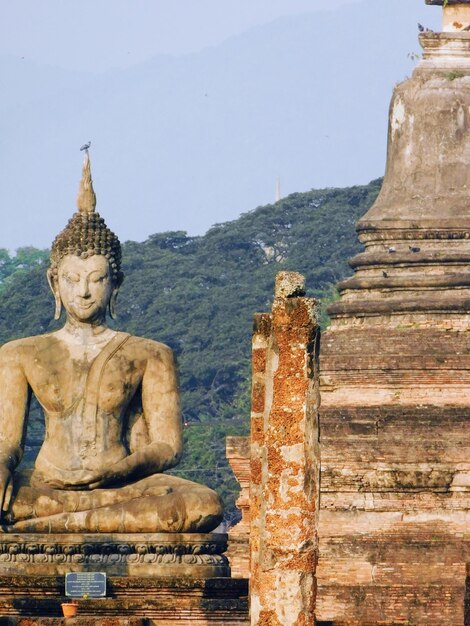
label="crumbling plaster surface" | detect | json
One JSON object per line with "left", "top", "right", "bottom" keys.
{"left": 250, "top": 273, "right": 320, "bottom": 626}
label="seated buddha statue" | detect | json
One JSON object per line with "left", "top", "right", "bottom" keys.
{"left": 0, "top": 154, "right": 223, "bottom": 534}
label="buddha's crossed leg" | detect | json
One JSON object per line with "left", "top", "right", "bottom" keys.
{"left": 5, "top": 473, "right": 223, "bottom": 533}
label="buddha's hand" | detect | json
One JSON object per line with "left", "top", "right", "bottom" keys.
{"left": 0, "top": 466, "right": 12, "bottom": 517}
{"left": 43, "top": 469, "right": 117, "bottom": 490}
{"left": 86, "top": 449, "right": 160, "bottom": 489}
{"left": 49, "top": 466, "right": 127, "bottom": 490}
{"left": 87, "top": 460, "right": 132, "bottom": 489}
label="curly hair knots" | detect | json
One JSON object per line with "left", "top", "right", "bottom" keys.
{"left": 49, "top": 212, "right": 123, "bottom": 285}
{"left": 49, "top": 153, "right": 123, "bottom": 286}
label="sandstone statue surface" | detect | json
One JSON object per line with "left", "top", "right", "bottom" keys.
{"left": 0, "top": 155, "right": 223, "bottom": 534}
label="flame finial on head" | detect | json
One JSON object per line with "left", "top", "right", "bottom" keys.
{"left": 77, "top": 152, "right": 96, "bottom": 214}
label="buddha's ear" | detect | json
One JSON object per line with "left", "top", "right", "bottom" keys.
{"left": 109, "top": 273, "right": 123, "bottom": 320}
{"left": 109, "top": 286, "right": 120, "bottom": 320}
{"left": 47, "top": 268, "right": 62, "bottom": 321}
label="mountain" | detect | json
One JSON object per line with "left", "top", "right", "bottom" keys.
{"left": 0, "top": 0, "right": 438, "bottom": 250}
{"left": 0, "top": 178, "right": 381, "bottom": 516}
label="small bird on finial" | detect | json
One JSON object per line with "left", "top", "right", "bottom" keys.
{"left": 418, "top": 22, "right": 433, "bottom": 33}
{"left": 80, "top": 141, "right": 91, "bottom": 153}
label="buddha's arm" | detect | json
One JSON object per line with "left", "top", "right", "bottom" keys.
{"left": 0, "top": 343, "right": 30, "bottom": 510}
{"left": 89, "top": 343, "right": 182, "bottom": 488}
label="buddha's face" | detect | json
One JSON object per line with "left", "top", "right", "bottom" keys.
{"left": 54, "top": 254, "right": 115, "bottom": 323}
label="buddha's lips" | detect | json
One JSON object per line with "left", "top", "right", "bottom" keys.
{"left": 76, "top": 301, "right": 95, "bottom": 309}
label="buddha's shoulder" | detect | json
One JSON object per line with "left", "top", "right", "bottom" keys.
{"left": 125, "top": 334, "right": 175, "bottom": 361}
{"left": 0, "top": 333, "right": 54, "bottom": 362}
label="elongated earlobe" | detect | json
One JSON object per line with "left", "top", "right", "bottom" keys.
{"left": 54, "top": 297, "right": 62, "bottom": 321}
{"left": 47, "top": 268, "right": 62, "bottom": 321}
{"left": 109, "top": 289, "right": 119, "bottom": 320}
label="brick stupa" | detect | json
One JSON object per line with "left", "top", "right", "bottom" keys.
{"left": 317, "top": 1, "right": 470, "bottom": 624}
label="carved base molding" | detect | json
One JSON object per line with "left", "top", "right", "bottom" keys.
{"left": 0, "top": 533, "right": 230, "bottom": 578}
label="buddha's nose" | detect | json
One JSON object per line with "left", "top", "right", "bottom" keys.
{"left": 78, "top": 279, "right": 91, "bottom": 298}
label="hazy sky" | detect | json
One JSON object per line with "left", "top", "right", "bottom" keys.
{"left": 0, "top": 0, "right": 441, "bottom": 250}
{"left": 1, "top": 0, "right": 362, "bottom": 72}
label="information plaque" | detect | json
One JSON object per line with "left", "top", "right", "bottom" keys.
{"left": 65, "top": 572, "right": 107, "bottom": 598}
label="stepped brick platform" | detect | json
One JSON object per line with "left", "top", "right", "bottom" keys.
{"left": 0, "top": 575, "right": 249, "bottom": 625}
{"left": 0, "top": 534, "right": 248, "bottom": 625}
{"left": 0, "top": 621, "right": 145, "bottom": 626}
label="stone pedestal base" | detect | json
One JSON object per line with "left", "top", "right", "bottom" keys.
{"left": 0, "top": 533, "right": 229, "bottom": 578}
{"left": 0, "top": 534, "right": 248, "bottom": 623}
{"left": 0, "top": 576, "right": 249, "bottom": 625}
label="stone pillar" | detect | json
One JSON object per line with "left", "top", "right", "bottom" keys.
{"left": 250, "top": 272, "right": 320, "bottom": 626}
{"left": 249, "top": 312, "right": 271, "bottom": 598}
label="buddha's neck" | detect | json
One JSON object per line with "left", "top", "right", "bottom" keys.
{"left": 61, "top": 317, "right": 114, "bottom": 346}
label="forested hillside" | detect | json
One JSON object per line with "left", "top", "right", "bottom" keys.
{"left": 0, "top": 179, "right": 381, "bottom": 519}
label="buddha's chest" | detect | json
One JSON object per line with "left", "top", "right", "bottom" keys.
{"left": 25, "top": 348, "right": 144, "bottom": 415}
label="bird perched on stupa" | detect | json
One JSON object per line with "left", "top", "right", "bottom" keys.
{"left": 418, "top": 22, "right": 433, "bottom": 33}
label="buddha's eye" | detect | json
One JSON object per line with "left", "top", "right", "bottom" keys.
{"left": 63, "top": 273, "right": 79, "bottom": 283}
{"left": 90, "top": 273, "right": 107, "bottom": 283}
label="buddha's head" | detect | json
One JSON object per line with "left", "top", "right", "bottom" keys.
{"left": 47, "top": 154, "right": 123, "bottom": 322}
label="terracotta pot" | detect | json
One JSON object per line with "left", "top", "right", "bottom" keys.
{"left": 61, "top": 602, "right": 78, "bottom": 618}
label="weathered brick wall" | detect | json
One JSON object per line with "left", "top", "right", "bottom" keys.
{"left": 317, "top": 325, "right": 470, "bottom": 626}
{"left": 226, "top": 436, "right": 251, "bottom": 579}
